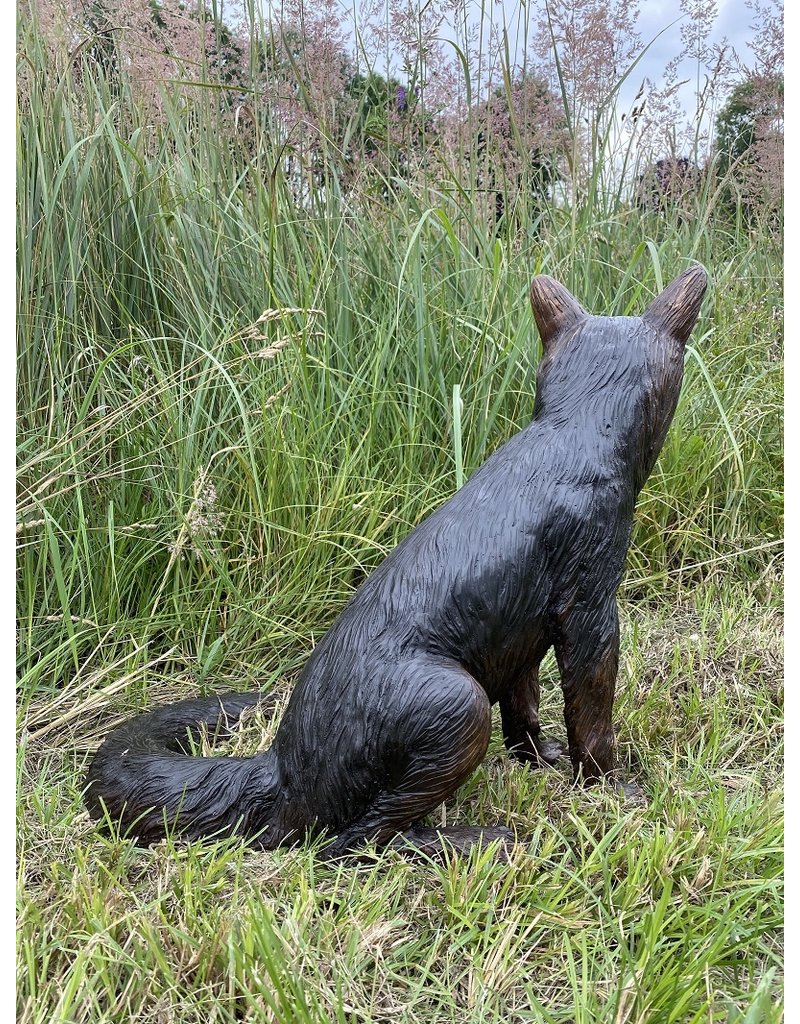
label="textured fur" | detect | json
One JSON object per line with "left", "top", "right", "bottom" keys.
{"left": 85, "top": 267, "right": 707, "bottom": 855}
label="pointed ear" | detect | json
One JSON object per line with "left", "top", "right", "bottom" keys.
{"left": 643, "top": 266, "right": 708, "bottom": 345}
{"left": 530, "top": 276, "right": 588, "bottom": 349}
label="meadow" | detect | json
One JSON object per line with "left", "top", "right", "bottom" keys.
{"left": 17, "top": 2, "right": 783, "bottom": 1020}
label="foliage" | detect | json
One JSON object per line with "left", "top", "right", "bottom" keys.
{"left": 470, "top": 73, "right": 567, "bottom": 230}
{"left": 635, "top": 157, "right": 702, "bottom": 216}
{"left": 714, "top": 75, "right": 784, "bottom": 215}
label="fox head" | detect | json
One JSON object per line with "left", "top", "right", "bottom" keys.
{"left": 528, "top": 266, "right": 708, "bottom": 490}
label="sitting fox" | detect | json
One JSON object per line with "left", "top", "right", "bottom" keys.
{"left": 86, "top": 267, "right": 707, "bottom": 857}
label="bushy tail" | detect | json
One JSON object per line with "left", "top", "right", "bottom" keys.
{"left": 84, "top": 692, "right": 283, "bottom": 846}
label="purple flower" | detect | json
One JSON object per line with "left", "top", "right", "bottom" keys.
{"left": 396, "top": 86, "right": 407, "bottom": 111}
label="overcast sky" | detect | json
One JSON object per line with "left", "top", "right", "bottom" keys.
{"left": 622, "top": 0, "right": 760, "bottom": 107}
{"left": 446, "top": 0, "right": 761, "bottom": 111}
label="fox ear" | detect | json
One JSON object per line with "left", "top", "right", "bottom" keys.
{"left": 643, "top": 266, "right": 708, "bottom": 345}
{"left": 530, "top": 276, "right": 588, "bottom": 349}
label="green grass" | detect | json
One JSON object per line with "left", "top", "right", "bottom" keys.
{"left": 17, "top": 9, "right": 782, "bottom": 1023}
{"left": 18, "top": 581, "right": 783, "bottom": 1022}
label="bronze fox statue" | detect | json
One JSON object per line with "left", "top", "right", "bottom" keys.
{"left": 85, "top": 267, "right": 707, "bottom": 856}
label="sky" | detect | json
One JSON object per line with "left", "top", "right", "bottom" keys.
{"left": 621, "top": 0, "right": 762, "bottom": 108}
{"left": 446, "top": 0, "right": 763, "bottom": 115}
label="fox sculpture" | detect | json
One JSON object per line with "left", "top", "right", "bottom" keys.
{"left": 85, "top": 266, "right": 708, "bottom": 857}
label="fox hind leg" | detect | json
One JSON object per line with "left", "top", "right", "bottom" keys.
{"left": 320, "top": 659, "right": 509, "bottom": 859}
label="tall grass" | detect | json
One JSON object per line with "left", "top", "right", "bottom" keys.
{"left": 17, "top": 4, "right": 783, "bottom": 1021}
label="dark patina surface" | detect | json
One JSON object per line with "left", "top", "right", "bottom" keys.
{"left": 85, "top": 267, "right": 707, "bottom": 856}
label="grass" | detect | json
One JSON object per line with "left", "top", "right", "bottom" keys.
{"left": 16, "top": 6, "right": 783, "bottom": 1022}
{"left": 18, "top": 581, "right": 783, "bottom": 1022}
